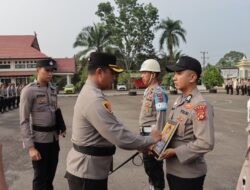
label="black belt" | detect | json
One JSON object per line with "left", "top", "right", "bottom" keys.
{"left": 32, "top": 125, "right": 56, "bottom": 132}
{"left": 73, "top": 143, "right": 116, "bottom": 156}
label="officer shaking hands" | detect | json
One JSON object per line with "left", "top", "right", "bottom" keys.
{"left": 65, "top": 52, "right": 161, "bottom": 190}
{"left": 139, "top": 59, "right": 167, "bottom": 190}
{"left": 19, "top": 59, "right": 63, "bottom": 190}
{"left": 161, "top": 56, "right": 215, "bottom": 190}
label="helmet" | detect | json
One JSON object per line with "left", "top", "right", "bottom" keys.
{"left": 140, "top": 59, "right": 161, "bottom": 72}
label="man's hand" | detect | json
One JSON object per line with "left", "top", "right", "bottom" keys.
{"left": 150, "top": 130, "right": 161, "bottom": 143}
{"left": 159, "top": 148, "right": 176, "bottom": 159}
{"left": 28, "top": 147, "right": 41, "bottom": 161}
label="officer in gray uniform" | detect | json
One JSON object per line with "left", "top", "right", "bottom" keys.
{"left": 0, "top": 84, "right": 3, "bottom": 113}
{"left": 20, "top": 59, "right": 61, "bottom": 190}
{"left": 139, "top": 59, "right": 168, "bottom": 190}
{"left": 160, "top": 56, "right": 215, "bottom": 190}
{"left": 65, "top": 52, "right": 161, "bottom": 190}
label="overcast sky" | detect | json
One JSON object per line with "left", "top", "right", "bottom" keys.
{"left": 0, "top": 0, "right": 249, "bottom": 65}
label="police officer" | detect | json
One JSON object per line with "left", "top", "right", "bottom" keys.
{"left": 65, "top": 52, "right": 161, "bottom": 190}
{"left": 228, "top": 78, "right": 233, "bottom": 95}
{"left": 247, "top": 79, "right": 250, "bottom": 96}
{"left": 0, "top": 84, "right": 4, "bottom": 113}
{"left": 3, "top": 84, "right": 8, "bottom": 112}
{"left": 139, "top": 59, "right": 167, "bottom": 190}
{"left": 236, "top": 79, "right": 240, "bottom": 95}
{"left": 160, "top": 56, "right": 215, "bottom": 190}
{"left": 225, "top": 79, "right": 229, "bottom": 94}
{"left": 20, "top": 59, "right": 63, "bottom": 190}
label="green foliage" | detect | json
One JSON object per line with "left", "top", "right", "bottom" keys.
{"left": 155, "top": 17, "right": 186, "bottom": 65}
{"left": 117, "top": 72, "right": 130, "bottom": 85}
{"left": 73, "top": 23, "right": 112, "bottom": 60}
{"left": 202, "top": 64, "right": 224, "bottom": 89}
{"left": 96, "top": 0, "right": 159, "bottom": 71}
{"left": 216, "top": 51, "right": 245, "bottom": 69}
{"left": 161, "top": 73, "right": 174, "bottom": 89}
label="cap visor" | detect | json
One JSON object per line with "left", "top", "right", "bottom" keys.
{"left": 166, "top": 64, "right": 185, "bottom": 72}
{"left": 109, "top": 64, "right": 124, "bottom": 73}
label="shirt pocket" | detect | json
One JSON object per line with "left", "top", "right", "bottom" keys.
{"left": 176, "top": 117, "right": 188, "bottom": 137}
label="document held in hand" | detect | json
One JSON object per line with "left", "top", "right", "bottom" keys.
{"left": 152, "top": 121, "right": 179, "bottom": 160}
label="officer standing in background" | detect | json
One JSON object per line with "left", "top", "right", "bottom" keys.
{"left": 236, "top": 79, "right": 240, "bottom": 95}
{"left": 139, "top": 59, "right": 167, "bottom": 190}
{"left": 65, "top": 52, "right": 161, "bottom": 190}
{"left": 225, "top": 79, "right": 229, "bottom": 94}
{"left": 20, "top": 59, "right": 64, "bottom": 190}
{"left": 0, "top": 84, "right": 3, "bottom": 113}
{"left": 228, "top": 78, "right": 233, "bottom": 95}
{"left": 247, "top": 79, "right": 250, "bottom": 96}
{"left": 160, "top": 56, "right": 215, "bottom": 190}
{"left": 3, "top": 84, "right": 8, "bottom": 112}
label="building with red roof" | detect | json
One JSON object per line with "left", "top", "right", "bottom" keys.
{"left": 0, "top": 34, "right": 76, "bottom": 85}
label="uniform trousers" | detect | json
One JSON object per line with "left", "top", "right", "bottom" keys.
{"left": 32, "top": 141, "right": 59, "bottom": 190}
{"left": 167, "top": 174, "right": 205, "bottom": 190}
{"left": 65, "top": 172, "right": 108, "bottom": 190}
{"left": 141, "top": 132, "right": 165, "bottom": 190}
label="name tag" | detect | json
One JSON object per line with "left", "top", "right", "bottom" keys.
{"left": 155, "top": 102, "right": 167, "bottom": 111}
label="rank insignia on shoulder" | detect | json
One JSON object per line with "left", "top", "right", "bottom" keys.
{"left": 102, "top": 100, "right": 112, "bottom": 113}
{"left": 194, "top": 104, "right": 206, "bottom": 121}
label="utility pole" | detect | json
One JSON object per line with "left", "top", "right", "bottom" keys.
{"left": 200, "top": 51, "right": 208, "bottom": 68}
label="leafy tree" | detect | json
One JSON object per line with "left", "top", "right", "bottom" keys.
{"left": 73, "top": 23, "right": 112, "bottom": 60}
{"left": 96, "top": 0, "right": 159, "bottom": 71}
{"left": 155, "top": 17, "right": 186, "bottom": 65}
{"left": 202, "top": 64, "right": 224, "bottom": 89}
{"left": 216, "top": 51, "right": 245, "bottom": 68}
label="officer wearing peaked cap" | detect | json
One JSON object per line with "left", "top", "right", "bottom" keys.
{"left": 139, "top": 59, "right": 167, "bottom": 190}
{"left": 65, "top": 52, "right": 161, "bottom": 190}
{"left": 19, "top": 58, "right": 63, "bottom": 190}
{"left": 160, "top": 56, "right": 215, "bottom": 190}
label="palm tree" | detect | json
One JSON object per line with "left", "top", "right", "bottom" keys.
{"left": 155, "top": 17, "right": 186, "bottom": 65}
{"left": 73, "top": 23, "right": 111, "bottom": 60}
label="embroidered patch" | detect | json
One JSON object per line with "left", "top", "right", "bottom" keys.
{"left": 102, "top": 100, "right": 112, "bottom": 113}
{"left": 184, "top": 103, "right": 192, "bottom": 109}
{"left": 194, "top": 104, "right": 206, "bottom": 121}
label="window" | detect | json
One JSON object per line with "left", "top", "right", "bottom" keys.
{"left": 27, "top": 63, "right": 36, "bottom": 68}
{"left": 15, "top": 64, "right": 25, "bottom": 69}
{"left": 0, "top": 65, "right": 10, "bottom": 69}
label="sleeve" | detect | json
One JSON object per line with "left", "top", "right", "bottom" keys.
{"left": 85, "top": 99, "right": 155, "bottom": 150}
{"left": 155, "top": 90, "right": 168, "bottom": 131}
{"left": 19, "top": 87, "right": 34, "bottom": 149}
{"left": 175, "top": 102, "right": 215, "bottom": 164}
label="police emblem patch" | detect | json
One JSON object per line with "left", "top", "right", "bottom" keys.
{"left": 194, "top": 104, "right": 206, "bottom": 121}
{"left": 102, "top": 100, "right": 112, "bottom": 113}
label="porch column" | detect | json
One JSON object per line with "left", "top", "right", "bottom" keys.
{"left": 67, "top": 74, "right": 72, "bottom": 85}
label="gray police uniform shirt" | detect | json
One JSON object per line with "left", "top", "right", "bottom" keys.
{"left": 19, "top": 82, "right": 58, "bottom": 149}
{"left": 66, "top": 79, "right": 155, "bottom": 180}
{"left": 166, "top": 87, "right": 214, "bottom": 178}
{"left": 139, "top": 84, "right": 168, "bottom": 131}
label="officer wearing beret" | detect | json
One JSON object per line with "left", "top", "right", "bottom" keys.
{"left": 160, "top": 56, "right": 215, "bottom": 190}
{"left": 20, "top": 59, "right": 63, "bottom": 190}
{"left": 139, "top": 59, "right": 167, "bottom": 190}
{"left": 65, "top": 52, "right": 161, "bottom": 190}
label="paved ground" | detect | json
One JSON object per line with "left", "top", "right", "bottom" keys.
{"left": 0, "top": 91, "right": 249, "bottom": 190}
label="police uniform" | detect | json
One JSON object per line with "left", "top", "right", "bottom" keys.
{"left": 228, "top": 79, "right": 233, "bottom": 95}
{"left": 236, "top": 79, "right": 240, "bottom": 95}
{"left": 65, "top": 52, "right": 156, "bottom": 190}
{"left": 247, "top": 79, "right": 250, "bottom": 96}
{"left": 139, "top": 83, "right": 167, "bottom": 190}
{"left": 166, "top": 56, "right": 215, "bottom": 190}
{"left": 0, "top": 85, "right": 3, "bottom": 113}
{"left": 19, "top": 59, "right": 59, "bottom": 190}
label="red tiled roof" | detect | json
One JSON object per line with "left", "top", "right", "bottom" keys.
{"left": 0, "top": 35, "right": 48, "bottom": 59}
{"left": 54, "top": 58, "right": 76, "bottom": 73}
{"left": 0, "top": 71, "right": 35, "bottom": 77}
